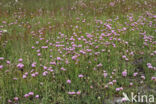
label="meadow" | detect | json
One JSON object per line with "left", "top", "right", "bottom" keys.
{"left": 0, "top": 0, "right": 156, "bottom": 104}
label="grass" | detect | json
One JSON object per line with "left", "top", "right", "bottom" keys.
{"left": 0, "top": 0, "right": 156, "bottom": 104}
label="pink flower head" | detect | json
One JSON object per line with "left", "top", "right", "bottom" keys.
{"left": 113, "top": 80, "right": 117, "bottom": 83}
{"left": 8, "top": 99, "right": 12, "bottom": 103}
{"left": 6, "top": 60, "right": 10, "bottom": 64}
{"left": 68, "top": 91, "right": 75, "bottom": 95}
{"left": 116, "top": 88, "right": 120, "bottom": 91}
{"left": 97, "top": 63, "right": 102, "bottom": 67}
{"left": 18, "top": 58, "right": 23, "bottom": 62}
{"left": 120, "top": 87, "right": 123, "bottom": 90}
{"left": 31, "top": 73, "right": 36, "bottom": 77}
{"left": 61, "top": 67, "right": 66, "bottom": 71}
{"left": 122, "top": 70, "right": 127, "bottom": 77}
{"left": 109, "top": 2, "right": 115, "bottom": 7}
{"left": 78, "top": 74, "right": 84, "bottom": 78}
{"left": 35, "top": 95, "right": 39, "bottom": 98}
{"left": 133, "top": 72, "right": 138, "bottom": 77}
{"left": 43, "top": 71, "right": 48, "bottom": 76}
{"left": 66, "top": 79, "right": 71, "bottom": 84}
{"left": 141, "top": 75, "right": 145, "bottom": 80}
{"left": 0, "top": 65, "right": 3, "bottom": 69}
{"left": 17, "top": 63, "right": 24, "bottom": 69}
{"left": 104, "top": 73, "right": 108, "bottom": 78}
{"left": 57, "top": 57, "right": 61, "bottom": 61}
{"left": 14, "top": 97, "right": 19, "bottom": 101}
{"left": 130, "top": 82, "right": 133, "bottom": 86}
{"left": 76, "top": 91, "right": 81, "bottom": 95}
{"left": 151, "top": 77, "right": 156, "bottom": 81}
{"left": 0, "top": 57, "right": 4, "bottom": 60}
{"left": 32, "top": 62, "right": 36, "bottom": 67}
{"left": 28, "top": 92, "right": 34, "bottom": 96}
{"left": 23, "top": 75, "right": 27, "bottom": 79}
{"left": 24, "top": 94, "right": 29, "bottom": 98}
{"left": 109, "top": 82, "right": 113, "bottom": 85}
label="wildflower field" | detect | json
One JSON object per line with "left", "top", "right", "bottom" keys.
{"left": 0, "top": 0, "right": 156, "bottom": 104}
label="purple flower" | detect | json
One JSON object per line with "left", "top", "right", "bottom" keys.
{"left": 43, "top": 71, "right": 48, "bottom": 76}
{"left": 32, "top": 62, "right": 36, "bottom": 67}
{"left": 35, "top": 95, "right": 39, "bottom": 98}
{"left": 28, "top": 92, "right": 34, "bottom": 96}
{"left": 41, "top": 46, "right": 48, "bottom": 49}
{"left": 78, "top": 74, "right": 84, "bottom": 78}
{"left": 14, "top": 97, "right": 19, "bottom": 101}
{"left": 6, "top": 60, "right": 10, "bottom": 64}
{"left": 104, "top": 73, "right": 107, "bottom": 78}
{"left": 151, "top": 77, "right": 156, "bottom": 81}
{"left": 23, "top": 75, "right": 27, "bottom": 79}
{"left": 17, "top": 63, "right": 24, "bottom": 68}
{"left": 61, "top": 67, "right": 66, "bottom": 71}
{"left": 66, "top": 79, "right": 71, "bottom": 84}
{"left": 57, "top": 57, "right": 61, "bottom": 61}
{"left": 122, "top": 70, "right": 127, "bottom": 77}
{"left": 109, "top": 82, "right": 113, "bottom": 85}
{"left": 116, "top": 88, "right": 120, "bottom": 91}
{"left": 133, "top": 72, "right": 138, "bottom": 77}
{"left": 24, "top": 94, "right": 29, "bottom": 98}
{"left": 130, "top": 82, "right": 133, "bottom": 86}
{"left": 18, "top": 58, "right": 23, "bottom": 62}
{"left": 68, "top": 91, "right": 75, "bottom": 95}
{"left": 0, "top": 65, "right": 3, "bottom": 69}
{"left": 0, "top": 57, "right": 4, "bottom": 60}
{"left": 141, "top": 75, "right": 145, "bottom": 80}
{"left": 76, "top": 91, "right": 81, "bottom": 95}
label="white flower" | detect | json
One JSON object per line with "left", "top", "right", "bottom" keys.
{"left": 2, "top": 30, "right": 7, "bottom": 33}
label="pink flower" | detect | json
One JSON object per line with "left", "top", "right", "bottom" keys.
{"left": 122, "top": 70, "right": 127, "bottom": 77}
{"left": 43, "top": 71, "right": 48, "bottom": 76}
{"left": 35, "top": 95, "right": 39, "bottom": 98}
{"left": 68, "top": 91, "right": 75, "bottom": 95}
{"left": 57, "top": 57, "right": 61, "bottom": 61}
{"left": 116, "top": 88, "right": 120, "bottom": 91}
{"left": 6, "top": 60, "right": 10, "bottom": 64}
{"left": 50, "top": 61, "right": 56, "bottom": 65}
{"left": 8, "top": 99, "right": 12, "bottom": 103}
{"left": 76, "top": 91, "right": 81, "bottom": 95}
{"left": 14, "top": 97, "right": 19, "bottom": 101}
{"left": 23, "top": 75, "right": 27, "bottom": 79}
{"left": 133, "top": 72, "right": 138, "bottom": 77}
{"left": 78, "top": 74, "right": 84, "bottom": 78}
{"left": 24, "top": 94, "right": 29, "bottom": 98}
{"left": 109, "top": 82, "right": 113, "bottom": 85}
{"left": 113, "top": 80, "right": 117, "bottom": 83}
{"left": 151, "top": 77, "right": 156, "bottom": 80}
{"left": 0, "top": 65, "right": 3, "bottom": 69}
{"left": 72, "top": 55, "right": 77, "bottom": 60}
{"left": 18, "top": 58, "right": 23, "bottom": 62}
{"left": 130, "top": 82, "right": 133, "bottom": 86}
{"left": 0, "top": 57, "right": 4, "bottom": 60}
{"left": 17, "top": 63, "right": 24, "bottom": 68}
{"left": 41, "top": 46, "right": 48, "bottom": 49}
{"left": 97, "top": 63, "right": 102, "bottom": 67}
{"left": 141, "top": 75, "right": 145, "bottom": 80}
{"left": 32, "top": 62, "right": 36, "bottom": 67}
{"left": 31, "top": 73, "right": 36, "bottom": 77}
{"left": 28, "top": 92, "right": 34, "bottom": 96}
{"left": 109, "top": 2, "right": 115, "bottom": 7}
{"left": 61, "top": 67, "right": 66, "bottom": 71}
{"left": 104, "top": 73, "right": 108, "bottom": 78}
{"left": 120, "top": 87, "right": 123, "bottom": 90}
{"left": 66, "top": 79, "right": 71, "bottom": 84}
